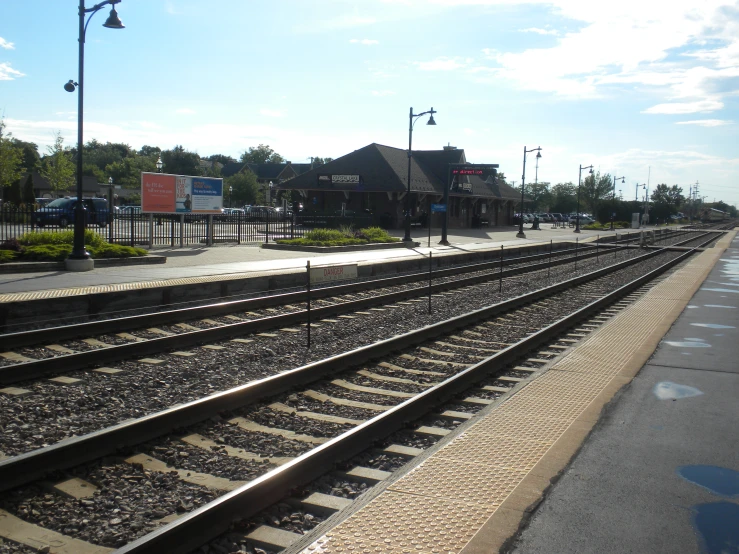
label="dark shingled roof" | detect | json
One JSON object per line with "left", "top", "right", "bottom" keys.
{"left": 277, "top": 143, "right": 509, "bottom": 200}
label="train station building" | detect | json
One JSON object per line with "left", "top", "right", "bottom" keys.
{"left": 275, "top": 143, "right": 521, "bottom": 229}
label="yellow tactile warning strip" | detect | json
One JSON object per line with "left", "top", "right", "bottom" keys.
{"left": 301, "top": 232, "right": 735, "bottom": 554}
{"left": 0, "top": 266, "right": 302, "bottom": 304}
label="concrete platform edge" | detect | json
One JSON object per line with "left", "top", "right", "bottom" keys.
{"left": 458, "top": 231, "right": 735, "bottom": 554}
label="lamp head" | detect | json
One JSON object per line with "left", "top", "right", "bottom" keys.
{"left": 427, "top": 113, "right": 436, "bottom": 126}
{"left": 103, "top": 6, "right": 125, "bottom": 29}
{"left": 589, "top": 167, "right": 594, "bottom": 174}
{"left": 621, "top": 177, "right": 625, "bottom": 183}
{"left": 536, "top": 151, "right": 542, "bottom": 159}
{"left": 108, "top": 177, "right": 113, "bottom": 184}
{"left": 64, "top": 80, "right": 77, "bottom": 92}
{"left": 155, "top": 155, "right": 163, "bottom": 170}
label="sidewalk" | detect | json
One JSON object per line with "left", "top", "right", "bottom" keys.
{"left": 0, "top": 225, "right": 638, "bottom": 296}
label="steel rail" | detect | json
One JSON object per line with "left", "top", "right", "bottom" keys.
{"left": 116, "top": 247, "right": 699, "bottom": 554}
{"left": 2, "top": 242, "right": 603, "bottom": 347}
{"left": 0, "top": 246, "right": 669, "bottom": 492}
{"left": 0, "top": 241, "right": 638, "bottom": 385}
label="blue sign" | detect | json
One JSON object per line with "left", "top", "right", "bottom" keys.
{"left": 431, "top": 203, "right": 447, "bottom": 213}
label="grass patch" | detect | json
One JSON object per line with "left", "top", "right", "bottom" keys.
{"left": 276, "top": 226, "right": 399, "bottom": 247}
{"left": 89, "top": 244, "right": 148, "bottom": 258}
{"left": 19, "top": 229, "right": 106, "bottom": 248}
{"left": 22, "top": 244, "right": 73, "bottom": 261}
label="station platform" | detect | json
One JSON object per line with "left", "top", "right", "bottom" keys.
{"left": 291, "top": 230, "right": 737, "bottom": 554}
{"left": 0, "top": 226, "right": 625, "bottom": 298}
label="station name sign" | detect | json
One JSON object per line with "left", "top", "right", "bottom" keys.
{"left": 452, "top": 168, "right": 484, "bottom": 175}
{"left": 317, "top": 174, "right": 363, "bottom": 186}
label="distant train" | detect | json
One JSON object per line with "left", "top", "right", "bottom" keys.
{"left": 699, "top": 208, "right": 729, "bottom": 223}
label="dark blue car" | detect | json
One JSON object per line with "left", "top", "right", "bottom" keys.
{"left": 33, "top": 197, "right": 110, "bottom": 228}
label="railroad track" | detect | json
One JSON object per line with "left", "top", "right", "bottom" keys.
{"left": 0, "top": 234, "right": 717, "bottom": 462}
{"left": 0, "top": 229, "right": 710, "bottom": 388}
{"left": 0, "top": 241, "right": 710, "bottom": 554}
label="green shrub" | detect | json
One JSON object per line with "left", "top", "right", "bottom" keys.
{"left": 276, "top": 237, "right": 367, "bottom": 246}
{"left": 303, "top": 229, "right": 349, "bottom": 242}
{"left": 21, "top": 244, "right": 73, "bottom": 261}
{"left": 358, "top": 227, "right": 399, "bottom": 243}
{"left": 0, "top": 250, "right": 16, "bottom": 263}
{"left": 19, "top": 229, "right": 105, "bottom": 248}
{"left": 89, "top": 244, "right": 147, "bottom": 258}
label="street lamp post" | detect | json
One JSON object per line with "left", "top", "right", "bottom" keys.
{"left": 229, "top": 185, "right": 233, "bottom": 209}
{"left": 610, "top": 175, "right": 625, "bottom": 230}
{"left": 575, "top": 164, "right": 594, "bottom": 233}
{"left": 516, "top": 146, "right": 542, "bottom": 238}
{"left": 156, "top": 155, "right": 163, "bottom": 173}
{"left": 404, "top": 107, "right": 436, "bottom": 242}
{"left": 64, "top": 0, "right": 124, "bottom": 271}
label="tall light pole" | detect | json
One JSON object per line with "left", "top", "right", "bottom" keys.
{"left": 516, "top": 146, "right": 542, "bottom": 238}
{"left": 610, "top": 175, "right": 624, "bottom": 230}
{"left": 404, "top": 107, "right": 437, "bottom": 242}
{"left": 63, "top": 0, "right": 124, "bottom": 271}
{"left": 229, "top": 185, "right": 233, "bottom": 208}
{"left": 575, "top": 164, "right": 593, "bottom": 233}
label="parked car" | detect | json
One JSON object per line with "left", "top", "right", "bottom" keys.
{"left": 569, "top": 214, "right": 595, "bottom": 225}
{"left": 115, "top": 206, "right": 142, "bottom": 218}
{"left": 33, "top": 197, "right": 110, "bottom": 228}
{"left": 550, "top": 213, "right": 565, "bottom": 222}
{"left": 539, "top": 213, "right": 553, "bottom": 223}
{"left": 274, "top": 207, "right": 293, "bottom": 221}
{"left": 221, "top": 208, "right": 245, "bottom": 221}
{"left": 245, "top": 206, "right": 277, "bottom": 220}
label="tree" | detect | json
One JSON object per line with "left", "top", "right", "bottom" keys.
{"left": 206, "top": 154, "right": 236, "bottom": 165}
{"left": 309, "top": 156, "right": 334, "bottom": 167}
{"left": 161, "top": 145, "right": 201, "bottom": 176}
{"left": 240, "top": 144, "right": 284, "bottom": 164}
{"left": 549, "top": 182, "right": 577, "bottom": 214}
{"left": 650, "top": 184, "right": 684, "bottom": 223}
{"left": 138, "top": 145, "right": 161, "bottom": 158}
{"left": 106, "top": 153, "right": 158, "bottom": 188}
{"left": 580, "top": 171, "right": 613, "bottom": 219}
{"left": 0, "top": 118, "right": 24, "bottom": 190}
{"left": 10, "top": 138, "right": 40, "bottom": 173}
{"left": 225, "top": 171, "right": 258, "bottom": 207}
{"left": 42, "top": 132, "right": 75, "bottom": 194}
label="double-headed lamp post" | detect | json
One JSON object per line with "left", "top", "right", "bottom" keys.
{"left": 516, "top": 146, "right": 542, "bottom": 239}
{"left": 404, "top": 107, "right": 437, "bottom": 242}
{"left": 610, "top": 175, "right": 625, "bottom": 231}
{"left": 63, "top": 0, "right": 124, "bottom": 271}
{"left": 575, "top": 164, "right": 594, "bottom": 234}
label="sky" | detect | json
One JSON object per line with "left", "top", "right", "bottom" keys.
{"left": 1, "top": 0, "right": 738, "bottom": 207}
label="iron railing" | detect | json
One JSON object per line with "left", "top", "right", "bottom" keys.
{"left": 0, "top": 206, "right": 392, "bottom": 247}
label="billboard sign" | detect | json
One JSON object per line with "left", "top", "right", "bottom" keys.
{"left": 142, "top": 172, "right": 223, "bottom": 214}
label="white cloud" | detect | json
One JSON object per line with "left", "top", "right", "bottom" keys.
{"left": 260, "top": 109, "right": 285, "bottom": 117}
{"left": 0, "top": 37, "right": 15, "bottom": 50}
{"left": 176, "top": 108, "right": 196, "bottom": 115}
{"left": 519, "top": 27, "right": 558, "bottom": 36}
{"left": 350, "top": 39, "right": 379, "bottom": 45}
{"left": 676, "top": 119, "right": 733, "bottom": 126}
{"left": 453, "top": 0, "right": 739, "bottom": 114}
{"left": 371, "top": 90, "right": 396, "bottom": 96}
{"left": 416, "top": 57, "right": 470, "bottom": 71}
{"left": 0, "top": 62, "right": 24, "bottom": 81}
{"left": 642, "top": 99, "right": 724, "bottom": 114}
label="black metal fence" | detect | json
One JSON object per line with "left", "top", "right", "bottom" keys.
{"left": 1, "top": 206, "right": 388, "bottom": 247}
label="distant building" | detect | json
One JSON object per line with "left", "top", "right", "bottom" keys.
{"left": 275, "top": 143, "right": 520, "bottom": 229}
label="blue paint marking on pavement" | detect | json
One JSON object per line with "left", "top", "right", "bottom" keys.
{"left": 653, "top": 382, "right": 704, "bottom": 400}
{"left": 679, "top": 466, "right": 739, "bottom": 497}
{"left": 664, "top": 338, "right": 712, "bottom": 348}
{"left": 691, "top": 502, "right": 739, "bottom": 554}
